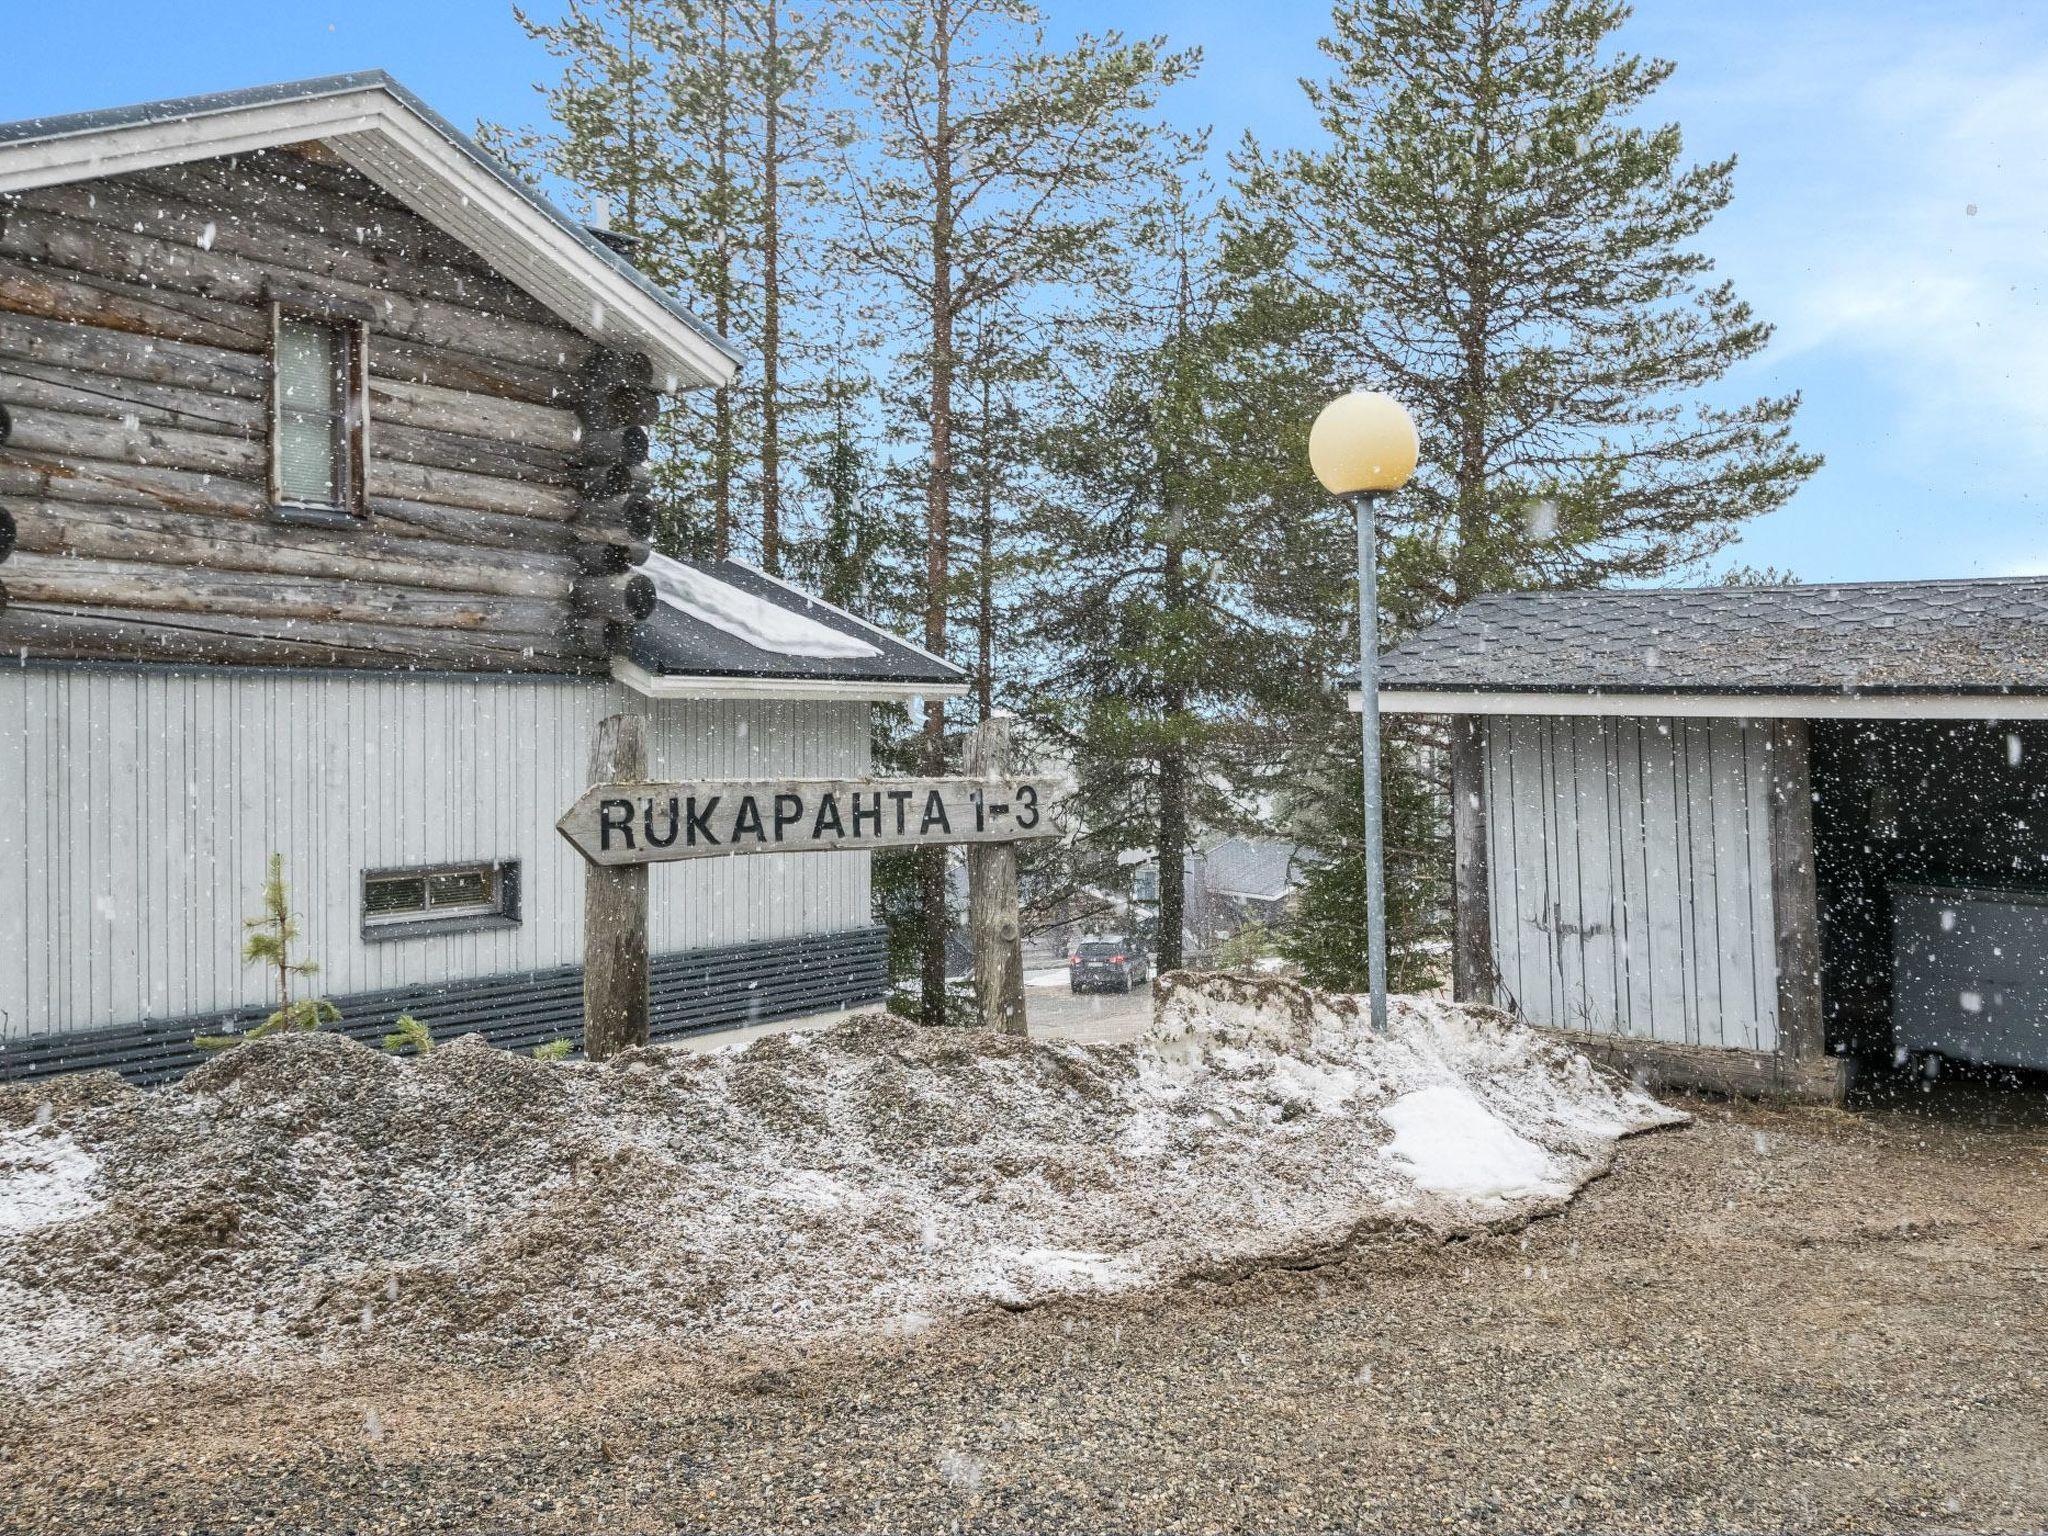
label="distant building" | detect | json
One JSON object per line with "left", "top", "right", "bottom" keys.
{"left": 1127, "top": 836, "right": 1315, "bottom": 953}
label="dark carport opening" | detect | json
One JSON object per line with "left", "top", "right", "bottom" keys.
{"left": 1812, "top": 717, "right": 2048, "bottom": 1102}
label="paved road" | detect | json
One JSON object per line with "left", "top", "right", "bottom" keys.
{"left": 1022, "top": 971, "right": 1154, "bottom": 1045}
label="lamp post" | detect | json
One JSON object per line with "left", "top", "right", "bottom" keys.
{"left": 1308, "top": 390, "right": 1419, "bottom": 1032}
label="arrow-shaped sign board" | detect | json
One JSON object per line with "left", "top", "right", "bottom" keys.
{"left": 558, "top": 776, "right": 1059, "bottom": 867}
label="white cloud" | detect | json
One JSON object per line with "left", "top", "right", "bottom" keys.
{"left": 1757, "top": 39, "right": 2048, "bottom": 484}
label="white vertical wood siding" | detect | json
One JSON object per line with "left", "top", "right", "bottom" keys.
{"left": 1478, "top": 714, "right": 1778, "bottom": 1050}
{"left": 0, "top": 666, "right": 872, "bottom": 1041}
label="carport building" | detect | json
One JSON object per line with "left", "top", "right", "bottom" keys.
{"left": 1378, "top": 577, "right": 2048, "bottom": 1100}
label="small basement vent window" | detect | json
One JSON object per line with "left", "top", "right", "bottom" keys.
{"left": 271, "top": 303, "right": 368, "bottom": 519}
{"left": 362, "top": 861, "right": 519, "bottom": 939}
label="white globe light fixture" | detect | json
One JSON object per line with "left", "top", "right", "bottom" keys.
{"left": 1310, "top": 390, "right": 1418, "bottom": 1033}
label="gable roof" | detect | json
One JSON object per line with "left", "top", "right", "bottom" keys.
{"left": 0, "top": 71, "right": 738, "bottom": 390}
{"left": 1381, "top": 577, "right": 2048, "bottom": 700}
{"left": 1199, "top": 837, "right": 1310, "bottom": 903}
{"left": 617, "top": 558, "right": 968, "bottom": 700}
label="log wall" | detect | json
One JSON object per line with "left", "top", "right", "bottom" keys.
{"left": 0, "top": 146, "right": 651, "bottom": 672}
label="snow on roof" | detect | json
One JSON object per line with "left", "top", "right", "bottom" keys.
{"left": 639, "top": 552, "right": 881, "bottom": 661}
{"left": 622, "top": 557, "right": 966, "bottom": 694}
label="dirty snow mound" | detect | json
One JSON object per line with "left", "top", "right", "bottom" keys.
{"left": 0, "top": 974, "right": 1680, "bottom": 1393}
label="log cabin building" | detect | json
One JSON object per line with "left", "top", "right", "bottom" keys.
{"left": 0, "top": 73, "right": 964, "bottom": 1082}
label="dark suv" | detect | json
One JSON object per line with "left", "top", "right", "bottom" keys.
{"left": 1070, "top": 936, "right": 1151, "bottom": 994}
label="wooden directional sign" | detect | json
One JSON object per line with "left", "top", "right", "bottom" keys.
{"left": 563, "top": 717, "right": 1052, "bottom": 1059}
{"left": 558, "top": 775, "right": 1057, "bottom": 866}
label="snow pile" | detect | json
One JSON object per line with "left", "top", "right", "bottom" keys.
{"left": 639, "top": 551, "right": 881, "bottom": 660}
{"left": 0, "top": 1124, "right": 101, "bottom": 1236}
{"left": 0, "top": 974, "right": 1679, "bottom": 1393}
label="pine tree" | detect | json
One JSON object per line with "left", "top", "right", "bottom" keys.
{"left": 839, "top": 0, "right": 1195, "bottom": 1024}
{"left": 1023, "top": 168, "right": 1342, "bottom": 972}
{"left": 1243, "top": 0, "right": 1819, "bottom": 998}
{"left": 503, "top": 0, "right": 841, "bottom": 565}
{"left": 197, "top": 854, "right": 338, "bottom": 1049}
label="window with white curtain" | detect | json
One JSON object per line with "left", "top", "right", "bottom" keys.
{"left": 271, "top": 308, "right": 365, "bottom": 516}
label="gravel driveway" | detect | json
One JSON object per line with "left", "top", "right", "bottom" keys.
{"left": 5, "top": 1092, "right": 2045, "bottom": 1534}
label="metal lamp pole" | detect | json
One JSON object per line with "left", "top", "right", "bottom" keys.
{"left": 1308, "top": 388, "right": 1416, "bottom": 1034}
{"left": 1351, "top": 490, "right": 1388, "bottom": 1033}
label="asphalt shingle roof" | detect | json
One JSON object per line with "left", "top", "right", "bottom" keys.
{"left": 1199, "top": 838, "right": 1308, "bottom": 903}
{"left": 1380, "top": 578, "right": 2048, "bottom": 696}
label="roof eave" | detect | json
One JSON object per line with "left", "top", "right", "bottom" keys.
{"left": 614, "top": 659, "right": 970, "bottom": 703}
{"left": 1363, "top": 685, "right": 2048, "bottom": 721}
{"left": 0, "top": 71, "right": 739, "bottom": 389}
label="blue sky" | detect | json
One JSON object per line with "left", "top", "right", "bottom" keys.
{"left": 6, "top": 0, "right": 2046, "bottom": 584}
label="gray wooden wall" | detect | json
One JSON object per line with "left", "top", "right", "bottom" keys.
{"left": 0, "top": 666, "right": 872, "bottom": 1041}
{"left": 1476, "top": 714, "right": 1780, "bottom": 1051}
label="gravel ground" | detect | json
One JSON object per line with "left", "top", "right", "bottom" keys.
{"left": 4, "top": 1091, "right": 2045, "bottom": 1534}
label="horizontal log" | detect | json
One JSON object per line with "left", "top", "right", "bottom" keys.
{"left": 579, "top": 487, "right": 657, "bottom": 540}
{"left": 0, "top": 206, "right": 593, "bottom": 376}
{"left": 3, "top": 408, "right": 574, "bottom": 522}
{"left": 17, "top": 180, "right": 566, "bottom": 328}
{"left": 572, "top": 538, "right": 653, "bottom": 575}
{"left": 126, "top": 158, "right": 511, "bottom": 286}
{"left": 368, "top": 455, "right": 578, "bottom": 522}
{"left": 0, "top": 449, "right": 270, "bottom": 515}
{"left": 372, "top": 417, "right": 574, "bottom": 486}
{"left": 4, "top": 499, "right": 578, "bottom": 600}
{"left": 0, "top": 254, "right": 260, "bottom": 352}
{"left": 363, "top": 493, "right": 575, "bottom": 554}
{"left": 580, "top": 384, "right": 662, "bottom": 431}
{"left": 573, "top": 571, "right": 656, "bottom": 624}
{"left": 578, "top": 459, "right": 652, "bottom": 499}
{"left": 0, "top": 453, "right": 579, "bottom": 562}
{"left": 580, "top": 348, "right": 654, "bottom": 391}
{"left": 0, "top": 602, "right": 605, "bottom": 672}
{"left": 1, "top": 404, "right": 259, "bottom": 479}
{"left": 573, "top": 424, "right": 650, "bottom": 466}
{"left": 0, "top": 309, "right": 269, "bottom": 397}
{"left": 371, "top": 335, "right": 578, "bottom": 408}
{"left": 5, "top": 550, "right": 569, "bottom": 633}
{"left": 0, "top": 257, "right": 577, "bottom": 405}
{"left": 366, "top": 375, "right": 581, "bottom": 455}
{"left": 0, "top": 362, "right": 264, "bottom": 436}
{"left": 0, "top": 360, "right": 570, "bottom": 482}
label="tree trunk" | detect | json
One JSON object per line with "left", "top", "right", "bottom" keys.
{"left": 1158, "top": 565, "right": 1189, "bottom": 972}
{"left": 917, "top": 0, "right": 958, "bottom": 1029}
{"left": 1448, "top": 713, "right": 1499, "bottom": 1004}
{"left": 710, "top": 0, "right": 736, "bottom": 559}
{"left": 976, "top": 374, "right": 994, "bottom": 720}
{"left": 758, "top": 0, "right": 784, "bottom": 575}
{"left": 965, "top": 717, "right": 1027, "bottom": 1035}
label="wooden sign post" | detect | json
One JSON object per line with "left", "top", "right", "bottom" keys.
{"left": 560, "top": 715, "right": 1057, "bottom": 1058}
{"left": 581, "top": 713, "right": 649, "bottom": 1062}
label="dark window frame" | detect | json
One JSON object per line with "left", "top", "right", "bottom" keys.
{"left": 268, "top": 291, "right": 371, "bottom": 525}
{"left": 361, "top": 859, "right": 521, "bottom": 942}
